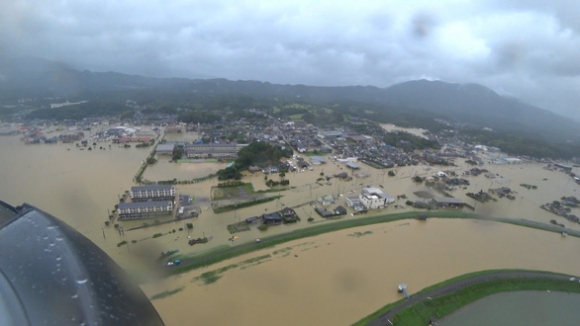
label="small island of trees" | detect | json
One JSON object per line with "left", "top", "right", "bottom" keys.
{"left": 217, "top": 142, "right": 293, "bottom": 180}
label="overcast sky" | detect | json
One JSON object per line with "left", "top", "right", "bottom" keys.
{"left": 2, "top": 0, "right": 580, "bottom": 118}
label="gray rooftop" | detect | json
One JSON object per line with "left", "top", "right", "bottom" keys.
{"left": 432, "top": 196, "right": 465, "bottom": 204}
{"left": 185, "top": 144, "right": 247, "bottom": 148}
{"left": 118, "top": 201, "right": 171, "bottom": 209}
{"left": 345, "top": 162, "right": 360, "bottom": 169}
{"left": 156, "top": 144, "right": 175, "bottom": 151}
{"left": 310, "top": 156, "right": 327, "bottom": 163}
{"left": 131, "top": 184, "right": 174, "bottom": 192}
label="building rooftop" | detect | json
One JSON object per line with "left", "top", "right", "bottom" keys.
{"left": 499, "top": 157, "right": 522, "bottom": 163}
{"left": 348, "top": 135, "right": 367, "bottom": 142}
{"left": 185, "top": 143, "right": 247, "bottom": 148}
{"left": 262, "top": 212, "right": 282, "bottom": 220}
{"left": 310, "top": 156, "right": 327, "bottom": 164}
{"left": 118, "top": 201, "right": 171, "bottom": 209}
{"left": 361, "top": 187, "right": 395, "bottom": 200}
{"left": 321, "top": 131, "right": 342, "bottom": 137}
{"left": 345, "top": 162, "right": 360, "bottom": 169}
{"left": 131, "top": 184, "right": 174, "bottom": 192}
{"left": 156, "top": 144, "right": 175, "bottom": 151}
{"left": 431, "top": 196, "right": 465, "bottom": 205}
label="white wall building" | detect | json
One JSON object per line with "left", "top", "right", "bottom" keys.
{"left": 359, "top": 187, "right": 395, "bottom": 209}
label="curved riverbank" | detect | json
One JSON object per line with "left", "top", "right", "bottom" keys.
{"left": 358, "top": 270, "right": 580, "bottom": 325}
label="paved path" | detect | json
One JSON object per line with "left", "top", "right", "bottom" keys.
{"left": 366, "top": 271, "right": 575, "bottom": 326}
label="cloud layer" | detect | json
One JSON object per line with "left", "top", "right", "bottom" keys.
{"left": 2, "top": 0, "right": 580, "bottom": 118}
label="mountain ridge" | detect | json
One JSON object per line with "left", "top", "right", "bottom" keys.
{"left": 1, "top": 56, "right": 578, "bottom": 143}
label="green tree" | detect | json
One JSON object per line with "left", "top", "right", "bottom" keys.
{"left": 412, "top": 176, "right": 423, "bottom": 183}
{"left": 172, "top": 148, "right": 184, "bottom": 161}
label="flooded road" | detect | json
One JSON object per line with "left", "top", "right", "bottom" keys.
{"left": 2, "top": 133, "right": 580, "bottom": 325}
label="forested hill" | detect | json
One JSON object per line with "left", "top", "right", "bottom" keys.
{"left": 381, "top": 80, "right": 580, "bottom": 143}
{"left": 2, "top": 56, "right": 579, "bottom": 143}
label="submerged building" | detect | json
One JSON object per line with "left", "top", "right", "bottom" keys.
{"left": 117, "top": 201, "right": 173, "bottom": 220}
{"left": 184, "top": 143, "right": 247, "bottom": 159}
{"left": 430, "top": 197, "right": 465, "bottom": 208}
{"left": 130, "top": 185, "right": 175, "bottom": 202}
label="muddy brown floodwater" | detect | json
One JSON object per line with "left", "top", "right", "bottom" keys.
{"left": 142, "top": 219, "right": 580, "bottom": 325}
{"left": 1, "top": 132, "right": 580, "bottom": 325}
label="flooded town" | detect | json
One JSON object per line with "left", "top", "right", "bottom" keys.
{"left": 2, "top": 110, "right": 580, "bottom": 325}
{"left": 5, "top": 2, "right": 580, "bottom": 324}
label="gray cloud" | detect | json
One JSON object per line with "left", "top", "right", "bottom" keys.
{"left": 1, "top": 0, "right": 580, "bottom": 119}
